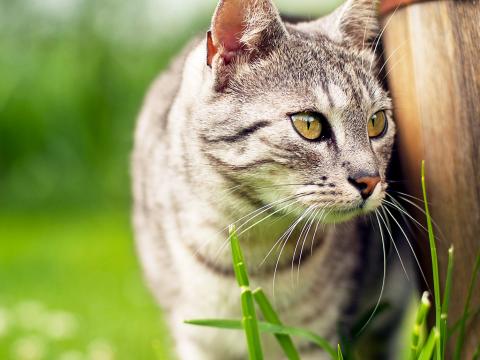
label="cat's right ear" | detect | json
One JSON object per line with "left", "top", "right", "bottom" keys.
{"left": 206, "top": 0, "right": 286, "bottom": 90}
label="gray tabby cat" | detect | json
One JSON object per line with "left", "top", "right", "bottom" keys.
{"left": 132, "top": 0, "right": 398, "bottom": 358}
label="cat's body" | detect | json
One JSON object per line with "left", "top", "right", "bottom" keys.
{"left": 133, "top": 1, "right": 404, "bottom": 358}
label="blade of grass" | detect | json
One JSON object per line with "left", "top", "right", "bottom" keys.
{"left": 185, "top": 319, "right": 243, "bottom": 329}
{"left": 473, "top": 343, "right": 480, "bottom": 360}
{"left": 337, "top": 344, "right": 344, "bottom": 360}
{"left": 448, "top": 305, "right": 480, "bottom": 338}
{"left": 410, "top": 292, "right": 431, "bottom": 359}
{"left": 242, "top": 288, "right": 263, "bottom": 360}
{"left": 185, "top": 319, "right": 337, "bottom": 359}
{"left": 229, "top": 225, "right": 263, "bottom": 359}
{"left": 421, "top": 161, "right": 442, "bottom": 360}
{"left": 454, "top": 250, "right": 480, "bottom": 360}
{"left": 253, "top": 288, "right": 300, "bottom": 360}
{"left": 441, "top": 246, "right": 454, "bottom": 357}
{"left": 418, "top": 328, "right": 439, "bottom": 360}
{"left": 230, "top": 224, "right": 249, "bottom": 287}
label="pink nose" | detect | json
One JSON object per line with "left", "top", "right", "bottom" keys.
{"left": 349, "top": 176, "right": 381, "bottom": 199}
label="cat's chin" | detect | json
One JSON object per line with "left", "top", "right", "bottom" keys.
{"left": 322, "top": 208, "right": 363, "bottom": 223}
{"left": 321, "top": 200, "right": 383, "bottom": 224}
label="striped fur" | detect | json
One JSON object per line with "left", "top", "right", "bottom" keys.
{"left": 132, "top": 0, "right": 396, "bottom": 358}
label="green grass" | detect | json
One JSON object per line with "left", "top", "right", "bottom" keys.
{"left": 0, "top": 210, "right": 174, "bottom": 360}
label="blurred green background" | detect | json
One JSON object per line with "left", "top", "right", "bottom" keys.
{"left": 0, "top": 0, "right": 342, "bottom": 359}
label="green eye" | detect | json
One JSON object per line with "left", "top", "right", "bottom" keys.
{"left": 291, "top": 112, "right": 323, "bottom": 140}
{"left": 368, "top": 111, "right": 387, "bottom": 138}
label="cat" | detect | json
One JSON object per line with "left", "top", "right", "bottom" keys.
{"left": 132, "top": 0, "right": 402, "bottom": 358}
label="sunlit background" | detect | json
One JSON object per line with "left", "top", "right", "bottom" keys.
{"left": 0, "top": 0, "right": 343, "bottom": 359}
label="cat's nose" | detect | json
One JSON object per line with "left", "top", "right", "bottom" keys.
{"left": 348, "top": 174, "right": 381, "bottom": 199}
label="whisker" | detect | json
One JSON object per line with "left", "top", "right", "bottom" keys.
{"left": 378, "top": 39, "right": 406, "bottom": 75}
{"left": 296, "top": 207, "right": 322, "bottom": 283}
{"left": 394, "top": 194, "right": 446, "bottom": 241}
{"left": 237, "top": 199, "right": 304, "bottom": 238}
{"left": 379, "top": 206, "right": 409, "bottom": 280}
{"left": 195, "top": 194, "right": 300, "bottom": 257}
{"left": 260, "top": 204, "right": 310, "bottom": 267}
{"left": 383, "top": 205, "right": 431, "bottom": 290}
{"left": 357, "top": 210, "right": 387, "bottom": 335}
{"left": 382, "top": 198, "right": 428, "bottom": 233}
{"left": 369, "top": 4, "right": 401, "bottom": 71}
{"left": 290, "top": 205, "right": 317, "bottom": 284}
{"left": 309, "top": 203, "right": 331, "bottom": 255}
{"left": 272, "top": 206, "right": 313, "bottom": 297}
{"left": 381, "top": 54, "right": 405, "bottom": 82}
{"left": 213, "top": 196, "right": 306, "bottom": 261}
{"left": 391, "top": 190, "right": 424, "bottom": 203}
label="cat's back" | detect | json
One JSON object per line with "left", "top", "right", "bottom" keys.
{"left": 131, "top": 40, "right": 202, "bottom": 308}
{"left": 132, "top": 38, "right": 202, "bottom": 198}
{"left": 133, "top": 40, "right": 198, "bottom": 149}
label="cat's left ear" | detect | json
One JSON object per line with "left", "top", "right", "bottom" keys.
{"left": 336, "top": 0, "right": 380, "bottom": 50}
{"left": 207, "top": 0, "right": 287, "bottom": 89}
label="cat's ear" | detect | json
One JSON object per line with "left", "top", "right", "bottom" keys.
{"left": 336, "top": 0, "right": 380, "bottom": 50}
{"left": 207, "top": 0, "right": 286, "bottom": 88}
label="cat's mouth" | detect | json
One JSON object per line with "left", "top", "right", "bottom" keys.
{"left": 305, "top": 193, "right": 385, "bottom": 224}
{"left": 321, "top": 202, "right": 380, "bottom": 223}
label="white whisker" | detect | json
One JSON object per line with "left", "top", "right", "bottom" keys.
{"left": 272, "top": 206, "right": 313, "bottom": 297}
{"left": 378, "top": 39, "right": 406, "bottom": 75}
{"left": 379, "top": 207, "right": 409, "bottom": 280}
{"left": 357, "top": 210, "right": 387, "bottom": 335}
{"left": 383, "top": 205, "right": 430, "bottom": 290}
{"left": 393, "top": 194, "right": 446, "bottom": 241}
{"left": 290, "top": 205, "right": 317, "bottom": 284}
{"left": 296, "top": 207, "right": 322, "bottom": 283}
{"left": 369, "top": 4, "right": 400, "bottom": 72}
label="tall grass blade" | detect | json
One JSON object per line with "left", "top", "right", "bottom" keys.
{"left": 441, "top": 246, "right": 454, "bottom": 357}
{"left": 410, "top": 292, "right": 431, "bottom": 359}
{"left": 337, "top": 344, "right": 344, "bottom": 360}
{"left": 418, "top": 328, "right": 439, "bottom": 360}
{"left": 473, "top": 343, "right": 480, "bottom": 360}
{"left": 421, "top": 161, "right": 442, "bottom": 360}
{"left": 229, "top": 225, "right": 263, "bottom": 359}
{"left": 253, "top": 288, "right": 300, "bottom": 360}
{"left": 454, "top": 250, "right": 480, "bottom": 360}
{"left": 185, "top": 319, "right": 243, "bottom": 329}
{"left": 242, "top": 289, "right": 263, "bottom": 360}
{"left": 448, "top": 305, "right": 480, "bottom": 338}
{"left": 230, "top": 225, "right": 249, "bottom": 287}
{"left": 185, "top": 319, "right": 337, "bottom": 359}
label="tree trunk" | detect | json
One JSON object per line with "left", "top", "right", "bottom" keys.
{"left": 381, "top": 1, "right": 480, "bottom": 357}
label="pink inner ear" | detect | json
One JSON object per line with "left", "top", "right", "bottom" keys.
{"left": 211, "top": 0, "right": 247, "bottom": 62}
{"left": 217, "top": 23, "right": 244, "bottom": 52}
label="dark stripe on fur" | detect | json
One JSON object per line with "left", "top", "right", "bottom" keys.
{"left": 202, "top": 121, "right": 271, "bottom": 143}
{"left": 203, "top": 152, "right": 276, "bottom": 171}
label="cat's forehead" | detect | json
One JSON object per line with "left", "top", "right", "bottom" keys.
{"left": 230, "top": 33, "right": 386, "bottom": 112}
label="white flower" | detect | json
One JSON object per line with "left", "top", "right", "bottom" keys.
{"left": 15, "top": 301, "right": 46, "bottom": 332}
{"left": 11, "top": 335, "right": 47, "bottom": 360}
{"left": 0, "top": 307, "right": 11, "bottom": 337}
{"left": 43, "top": 311, "right": 78, "bottom": 340}
{"left": 87, "top": 339, "right": 115, "bottom": 360}
{"left": 58, "top": 350, "right": 85, "bottom": 360}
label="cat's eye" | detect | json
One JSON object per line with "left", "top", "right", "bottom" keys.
{"left": 368, "top": 111, "right": 387, "bottom": 138}
{"left": 290, "top": 112, "right": 324, "bottom": 140}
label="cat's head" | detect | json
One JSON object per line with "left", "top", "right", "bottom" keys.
{"left": 197, "top": 0, "right": 394, "bottom": 223}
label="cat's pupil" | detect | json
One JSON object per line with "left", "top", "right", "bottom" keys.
{"left": 307, "top": 121, "right": 311, "bottom": 130}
